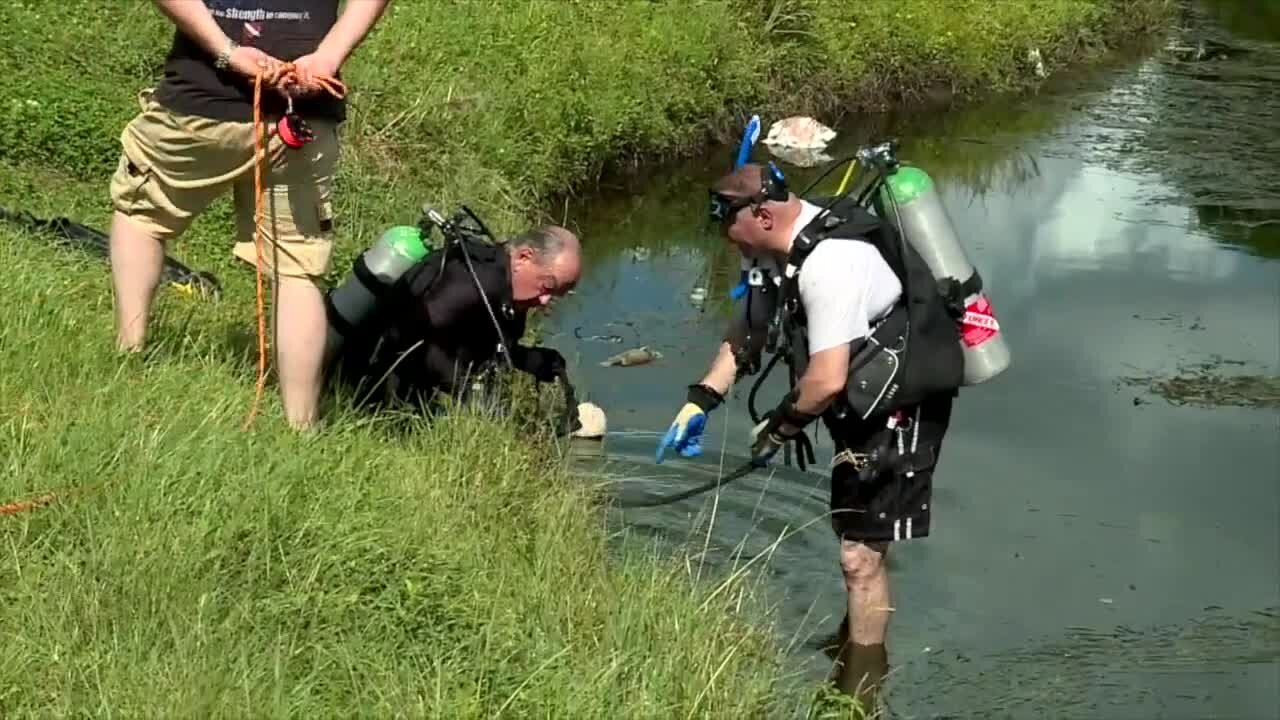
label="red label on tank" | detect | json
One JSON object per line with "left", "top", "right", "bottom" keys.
{"left": 961, "top": 295, "right": 1000, "bottom": 348}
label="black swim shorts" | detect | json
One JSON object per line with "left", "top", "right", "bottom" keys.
{"left": 826, "top": 392, "right": 954, "bottom": 543}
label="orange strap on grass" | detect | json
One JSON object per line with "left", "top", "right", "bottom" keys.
{"left": 0, "top": 483, "right": 104, "bottom": 518}
{"left": 241, "top": 63, "right": 346, "bottom": 430}
{"left": 0, "top": 491, "right": 58, "bottom": 517}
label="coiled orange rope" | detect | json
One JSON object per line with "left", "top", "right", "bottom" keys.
{"left": 242, "top": 63, "right": 346, "bottom": 430}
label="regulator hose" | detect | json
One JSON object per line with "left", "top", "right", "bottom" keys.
{"left": 0, "top": 206, "right": 222, "bottom": 299}
{"left": 615, "top": 460, "right": 759, "bottom": 509}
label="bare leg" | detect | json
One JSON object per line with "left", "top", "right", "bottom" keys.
{"left": 234, "top": 116, "right": 339, "bottom": 432}
{"left": 109, "top": 211, "right": 165, "bottom": 352}
{"left": 273, "top": 274, "right": 327, "bottom": 430}
{"left": 831, "top": 540, "right": 892, "bottom": 715}
{"left": 843, "top": 540, "right": 891, "bottom": 644}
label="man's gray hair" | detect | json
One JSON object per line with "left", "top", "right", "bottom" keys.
{"left": 510, "top": 226, "right": 568, "bottom": 259}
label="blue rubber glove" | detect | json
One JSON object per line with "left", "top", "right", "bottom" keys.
{"left": 656, "top": 384, "right": 725, "bottom": 464}
{"left": 656, "top": 403, "right": 707, "bottom": 463}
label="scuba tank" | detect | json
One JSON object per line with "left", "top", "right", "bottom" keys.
{"left": 876, "top": 166, "right": 1011, "bottom": 385}
{"left": 323, "top": 224, "right": 432, "bottom": 363}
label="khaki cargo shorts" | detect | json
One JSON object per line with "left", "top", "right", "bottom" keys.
{"left": 108, "top": 88, "right": 339, "bottom": 280}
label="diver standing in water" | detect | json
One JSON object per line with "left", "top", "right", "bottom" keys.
{"left": 656, "top": 157, "right": 983, "bottom": 712}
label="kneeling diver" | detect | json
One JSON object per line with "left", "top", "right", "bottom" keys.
{"left": 326, "top": 207, "right": 584, "bottom": 431}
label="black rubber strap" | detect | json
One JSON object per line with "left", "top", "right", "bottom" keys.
{"left": 961, "top": 267, "right": 984, "bottom": 298}
{"left": 938, "top": 269, "right": 985, "bottom": 318}
{"left": 686, "top": 383, "right": 724, "bottom": 412}
{"left": 351, "top": 254, "right": 391, "bottom": 296}
{"left": 775, "top": 390, "right": 819, "bottom": 434}
{"left": 324, "top": 294, "right": 361, "bottom": 338}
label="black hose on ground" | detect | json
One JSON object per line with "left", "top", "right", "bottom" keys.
{"left": 0, "top": 206, "right": 222, "bottom": 299}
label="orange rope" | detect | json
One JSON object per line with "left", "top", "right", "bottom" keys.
{"left": 0, "top": 483, "right": 104, "bottom": 517}
{"left": 0, "top": 491, "right": 58, "bottom": 516}
{"left": 241, "top": 63, "right": 346, "bottom": 430}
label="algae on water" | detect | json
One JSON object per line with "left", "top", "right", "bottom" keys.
{"left": 1121, "top": 357, "right": 1280, "bottom": 409}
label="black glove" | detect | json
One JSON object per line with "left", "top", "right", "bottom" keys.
{"left": 750, "top": 391, "right": 819, "bottom": 470}
{"left": 513, "top": 346, "right": 566, "bottom": 383}
{"left": 557, "top": 372, "right": 584, "bottom": 436}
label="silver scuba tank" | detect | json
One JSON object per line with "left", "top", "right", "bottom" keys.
{"left": 878, "top": 166, "right": 1011, "bottom": 385}
{"left": 323, "top": 224, "right": 431, "bottom": 362}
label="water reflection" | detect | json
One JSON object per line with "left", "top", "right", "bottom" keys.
{"left": 1200, "top": 0, "right": 1280, "bottom": 43}
{"left": 548, "top": 5, "right": 1279, "bottom": 717}
{"left": 1194, "top": 203, "right": 1280, "bottom": 259}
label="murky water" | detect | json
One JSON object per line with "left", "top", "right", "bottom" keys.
{"left": 544, "top": 3, "right": 1280, "bottom": 717}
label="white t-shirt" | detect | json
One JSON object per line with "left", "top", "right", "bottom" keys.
{"left": 741, "top": 200, "right": 902, "bottom": 355}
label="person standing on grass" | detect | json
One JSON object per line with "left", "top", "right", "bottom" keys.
{"left": 655, "top": 162, "right": 961, "bottom": 713}
{"left": 107, "top": 0, "right": 390, "bottom": 430}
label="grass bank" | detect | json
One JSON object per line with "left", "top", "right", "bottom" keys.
{"left": 0, "top": 0, "right": 1175, "bottom": 266}
{"left": 1, "top": 0, "right": 1172, "bottom": 716}
{"left": 0, "top": 230, "right": 798, "bottom": 715}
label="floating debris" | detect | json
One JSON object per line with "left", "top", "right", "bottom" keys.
{"left": 767, "top": 144, "right": 833, "bottom": 168}
{"left": 1028, "top": 47, "right": 1048, "bottom": 78}
{"left": 571, "top": 401, "right": 607, "bottom": 439}
{"left": 600, "top": 346, "right": 662, "bottom": 367}
{"left": 1166, "top": 37, "right": 1250, "bottom": 63}
{"left": 762, "top": 116, "right": 836, "bottom": 150}
{"left": 572, "top": 326, "right": 624, "bottom": 344}
{"left": 1120, "top": 359, "right": 1280, "bottom": 409}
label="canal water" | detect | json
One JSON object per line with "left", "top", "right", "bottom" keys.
{"left": 543, "top": 2, "right": 1279, "bottom": 717}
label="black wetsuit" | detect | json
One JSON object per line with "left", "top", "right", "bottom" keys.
{"left": 333, "top": 240, "right": 568, "bottom": 413}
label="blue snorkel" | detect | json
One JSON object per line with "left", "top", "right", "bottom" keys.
{"left": 729, "top": 115, "right": 760, "bottom": 301}
{"left": 735, "top": 114, "right": 760, "bottom": 171}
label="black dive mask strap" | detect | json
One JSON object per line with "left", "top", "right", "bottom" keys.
{"left": 707, "top": 162, "right": 789, "bottom": 225}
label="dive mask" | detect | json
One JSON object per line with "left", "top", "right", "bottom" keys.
{"left": 708, "top": 191, "right": 755, "bottom": 225}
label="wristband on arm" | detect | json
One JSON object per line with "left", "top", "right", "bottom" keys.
{"left": 686, "top": 383, "right": 724, "bottom": 412}
{"left": 215, "top": 38, "right": 238, "bottom": 70}
{"left": 771, "top": 390, "right": 819, "bottom": 437}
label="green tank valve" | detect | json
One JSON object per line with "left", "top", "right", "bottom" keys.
{"left": 881, "top": 166, "right": 935, "bottom": 205}
{"left": 382, "top": 225, "right": 429, "bottom": 262}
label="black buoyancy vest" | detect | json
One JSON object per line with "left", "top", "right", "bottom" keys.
{"left": 391, "top": 239, "right": 520, "bottom": 354}
{"left": 724, "top": 265, "right": 782, "bottom": 377}
{"left": 342, "top": 239, "right": 521, "bottom": 399}
{"left": 780, "top": 196, "right": 964, "bottom": 419}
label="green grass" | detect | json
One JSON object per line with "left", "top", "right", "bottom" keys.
{"left": 0, "top": 1, "right": 1175, "bottom": 266}
{"left": 0, "top": 0, "right": 1175, "bottom": 716}
{"left": 0, "top": 229, "right": 806, "bottom": 717}
{"left": 801, "top": 0, "right": 1173, "bottom": 105}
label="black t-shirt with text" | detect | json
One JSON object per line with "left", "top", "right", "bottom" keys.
{"left": 152, "top": 0, "right": 344, "bottom": 123}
